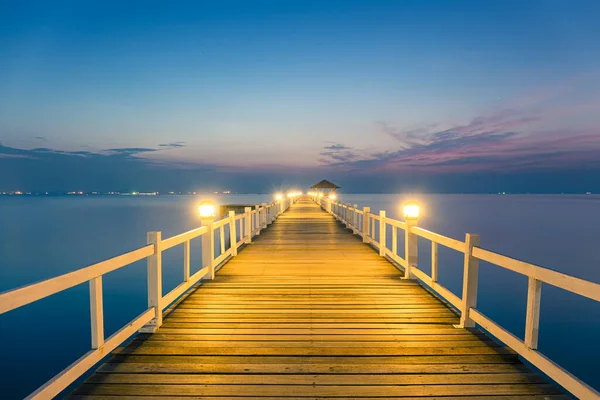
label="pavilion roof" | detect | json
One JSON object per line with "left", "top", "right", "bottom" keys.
{"left": 310, "top": 179, "right": 341, "bottom": 189}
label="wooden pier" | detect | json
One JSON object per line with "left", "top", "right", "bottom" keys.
{"left": 69, "top": 197, "right": 563, "bottom": 398}
{"left": 1, "top": 195, "right": 599, "bottom": 399}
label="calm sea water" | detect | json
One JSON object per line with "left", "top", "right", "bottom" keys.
{"left": 1, "top": 194, "right": 599, "bottom": 398}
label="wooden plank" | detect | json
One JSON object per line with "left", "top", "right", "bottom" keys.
{"left": 112, "top": 345, "right": 515, "bottom": 356}
{"left": 86, "top": 373, "right": 546, "bottom": 385}
{"left": 105, "top": 354, "right": 521, "bottom": 365}
{"left": 73, "top": 383, "right": 561, "bottom": 397}
{"left": 70, "top": 396, "right": 570, "bottom": 400}
{"left": 97, "top": 361, "right": 530, "bottom": 374}
{"left": 131, "top": 339, "right": 501, "bottom": 348}
{"left": 143, "top": 333, "right": 491, "bottom": 341}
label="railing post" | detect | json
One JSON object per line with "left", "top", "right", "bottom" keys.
{"left": 219, "top": 225, "right": 226, "bottom": 255}
{"left": 244, "top": 207, "right": 252, "bottom": 243}
{"left": 525, "top": 277, "right": 542, "bottom": 349}
{"left": 89, "top": 276, "right": 104, "bottom": 348}
{"left": 362, "top": 206, "right": 370, "bottom": 243}
{"left": 352, "top": 204, "right": 358, "bottom": 234}
{"left": 229, "top": 210, "right": 238, "bottom": 256}
{"left": 404, "top": 217, "right": 418, "bottom": 280}
{"left": 371, "top": 217, "right": 375, "bottom": 243}
{"left": 141, "top": 231, "right": 162, "bottom": 333}
{"left": 201, "top": 218, "right": 215, "bottom": 280}
{"left": 379, "top": 210, "right": 386, "bottom": 257}
{"left": 458, "top": 233, "right": 480, "bottom": 328}
{"left": 183, "top": 240, "right": 190, "bottom": 281}
{"left": 254, "top": 205, "right": 261, "bottom": 235}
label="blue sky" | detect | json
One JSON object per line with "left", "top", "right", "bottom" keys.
{"left": 1, "top": 0, "right": 600, "bottom": 192}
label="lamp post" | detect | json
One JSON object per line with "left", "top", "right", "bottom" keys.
{"left": 198, "top": 201, "right": 215, "bottom": 280}
{"left": 403, "top": 201, "right": 420, "bottom": 280}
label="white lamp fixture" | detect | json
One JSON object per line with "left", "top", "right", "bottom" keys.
{"left": 403, "top": 202, "right": 420, "bottom": 219}
{"left": 198, "top": 201, "right": 216, "bottom": 218}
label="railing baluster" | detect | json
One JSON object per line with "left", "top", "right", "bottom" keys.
{"left": 431, "top": 242, "right": 438, "bottom": 282}
{"left": 141, "top": 231, "right": 162, "bottom": 332}
{"left": 89, "top": 276, "right": 104, "bottom": 349}
{"left": 220, "top": 226, "right": 225, "bottom": 254}
{"left": 371, "top": 217, "right": 375, "bottom": 243}
{"left": 229, "top": 210, "right": 238, "bottom": 256}
{"left": 353, "top": 204, "right": 358, "bottom": 234}
{"left": 525, "top": 277, "right": 542, "bottom": 349}
{"left": 458, "top": 233, "right": 480, "bottom": 328}
{"left": 183, "top": 240, "right": 190, "bottom": 281}
{"left": 392, "top": 225, "right": 397, "bottom": 255}
{"left": 362, "top": 206, "right": 370, "bottom": 243}
{"left": 244, "top": 207, "right": 252, "bottom": 243}
{"left": 379, "top": 210, "right": 386, "bottom": 256}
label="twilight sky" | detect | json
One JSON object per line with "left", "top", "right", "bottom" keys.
{"left": 1, "top": 0, "right": 600, "bottom": 193}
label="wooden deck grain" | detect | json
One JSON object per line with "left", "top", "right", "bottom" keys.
{"left": 70, "top": 197, "right": 565, "bottom": 399}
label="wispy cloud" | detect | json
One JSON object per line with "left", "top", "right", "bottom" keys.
{"left": 319, "top": 143, "right": 363, "bottom": 164}
{"left": 104, "top": 147, "right": 158, "bottom": 156}
{"left": 323, "top": 144, "right": 351, "bottom": 151}
{"left": 325, "top": 104, "right": 600, "bottom": 172}
{"left": 158, "top": 141, "right": 186, "bottom": 148}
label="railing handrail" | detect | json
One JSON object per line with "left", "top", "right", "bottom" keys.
{"left": 317, "top": 195, "right": 600, "bottom": 399}
{"left": 0, "top": 196, "right": 296, "bottom": 399}
{"left": 472, "top": 246, "right": 600, "bottom": 302}
{"left": 0, "top": 244, "right": 155, "bottom": 314}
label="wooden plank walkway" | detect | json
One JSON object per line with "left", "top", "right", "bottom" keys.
{"left": 71, "top": 196, "right": 566, "bottom": 399}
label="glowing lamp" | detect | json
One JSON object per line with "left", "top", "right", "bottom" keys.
{"left": 403, "top": 202, "right": 420, "bottom": 219}
{"left": 275, "top": 193, "right": 283, "bottom": 201}
{"left": 198, "top": 201, "right": 216, "bottom": 218}
{"left": 329, "top": 194, "right": 336, "bottom": 200}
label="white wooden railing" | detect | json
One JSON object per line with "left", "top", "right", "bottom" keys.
{"left": 314, "top": 194, "right": 600, "bottom": 400}
{"left": 0, "top": 197, "right": 295, "bottom": 399}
